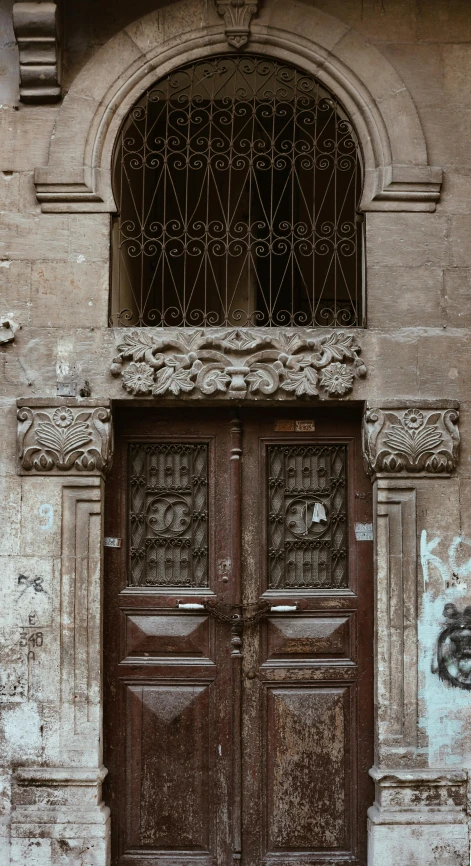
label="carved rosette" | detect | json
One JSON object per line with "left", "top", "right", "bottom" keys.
{"left": 362, "top": 405, "right": 460, "bottom": 476}
{"left": 110, "top": 329, "right": 367, "bottom": 400}
{"left": 215, "top": 0, "right": 259, "bottom": 48}
{"left": 17, "top": 402, "right": 113, "bottom": 475}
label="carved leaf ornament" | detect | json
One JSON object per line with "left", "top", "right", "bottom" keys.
{"left": 363, "top": 407, "right": 460, "bottom": 475}
{"left": 110, "top": 329, "right": 366, "bottom": 400}
{"left": 18, "top": 406, "right": 112, "bottom": 472}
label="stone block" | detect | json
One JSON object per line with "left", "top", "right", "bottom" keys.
{"left": 19, "top": 478, "right": 63, "bottom": 557}
{"left": 377, "top": 87, "right": 426, "bottom": 166}
{"left": 416, "top": 333, "right": 466, "bottom": 397}
{"left": 67, "top": 216, "right": 109, "bottom": 265}
{"left": 438, "top": 170, "right": 471, "bottom": 215}
{"left": 368, "top": 817, "right": 469, "bottom": 866}
{"left": 72, "top": 29, "right": 144, "bottom": 100}
{"left": 443, "top": 268, "right": 471, "bottom": 327}
{"left": 0, "top": 475, "right": 21, "bottom": 556}
{"left": 367, "top": 266, "right": 444, "bottom": 329}
{"left": 0, "top": 555, "right": 54, "bottom": 632}
{"left": 312, "top": 0, "right": 417, "bottom": 43}
{"left": 0, "top": 213, "right": 69, "bottom": 261}
{"left": 0, "top": 702, "right": 44, "bottom": 764}
{"left": 0, "top": 399, "right": 20, "bottom": 475}
{"left": 0, "top": 107, "right": 56, "bottom": 171}
{"left": 382, "top": 44, "right": 444, "bottom": 111}
{"left": 417, "top": 1, "right": 471, "bottom": 43}
{"left": 366, "top": 214, "right": 448, "bottom": 268}
{"left": 455, "top": 401, "right": 471, "bottom": 479}
{"left": 421, "top": 107, "right": 471, "bottom": 171}
{"left": 126, "top": 1, "right": 220, "bottom": 56}
{"left": 333, "top": 28, "right": 405, "bottom": 104}
{"left": 364, "top": 332, "right": 419, "bottom": 399}
{"left": 450, "top": 215, "right": 471, "bottom": 266}
{"left": 30, "top": 261, "right": 109, "bottom": 329}
{"left": 0, "top": 260, "right": 32, "bottom": 327}
{"left": 0, "top": 172, "right": 20, "bottom": 211}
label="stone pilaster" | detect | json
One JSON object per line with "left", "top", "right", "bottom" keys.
{"left": 362, "top": 401, "right": 467, "bottom": 866}
{"left": 11, "top": 400, "right": 112, "bottom": 866}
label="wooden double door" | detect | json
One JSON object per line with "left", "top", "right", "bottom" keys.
{"left": 104, "top": 407, "right": 373, "bottom": 866}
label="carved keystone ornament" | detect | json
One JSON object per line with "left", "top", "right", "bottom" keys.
{"left": 362, "top": 406, "right": 460, "bottom": 476}
{"left": 17, "top": 403, "right": 113, "bottom": 474}
{"left": 110, "top": 329, "right": 367, "bottom": 400}
{"left": 215, "top": 0, "right": 260, "bottom": 48}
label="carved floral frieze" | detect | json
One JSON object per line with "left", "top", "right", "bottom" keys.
{"left": 363, "top": 406, "right": 460, "bottom": 476}
{"left": 17, "top": 403, "right": 113, "bottom": 475}
{"left": 215, "top": 0, "right": 259, "bottom": 48}
{"left": 110, "top": 329, "right": 367, "bottom": 400}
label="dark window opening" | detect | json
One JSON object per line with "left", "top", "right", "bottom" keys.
{"left": 111, "top": 55, "right": 364, "bottom": 328}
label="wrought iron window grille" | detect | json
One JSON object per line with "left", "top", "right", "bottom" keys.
{"left": 111, "top": 55, "right": 364, "bottom": 329}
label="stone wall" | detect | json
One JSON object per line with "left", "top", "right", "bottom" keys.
{"left": 1, "top": 1, "right": 471, "bottom": 864}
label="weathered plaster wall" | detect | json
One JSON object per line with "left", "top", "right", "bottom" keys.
{"left": 1, "top": 1, "right": 471, "bottom": 865}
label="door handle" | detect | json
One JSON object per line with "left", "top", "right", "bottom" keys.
{"left": 270, "top": 605, "right": 298, "bottom": 612}
{"left": 177, "top": 603, "right": 205, "bottom": 610}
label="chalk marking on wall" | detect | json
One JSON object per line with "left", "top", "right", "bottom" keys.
{"left": 39, "top": 504, "right": 54, "bottom": 530}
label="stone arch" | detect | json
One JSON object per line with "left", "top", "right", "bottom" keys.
{"left": 34, "top": 0, "right": 442, "bottom": 213}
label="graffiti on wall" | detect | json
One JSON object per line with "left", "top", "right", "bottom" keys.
{"left": 437, "top": 604, "right": 471, "bottom": 690}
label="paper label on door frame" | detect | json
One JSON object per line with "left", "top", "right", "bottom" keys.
{"left": 354, "top": 523, "right": 374, "bottom": 541}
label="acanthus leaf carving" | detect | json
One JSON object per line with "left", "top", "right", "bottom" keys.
{"left": 110, "top": 328, "right": 367, "bottom": 401}
{"left": 17, "top": 403, "right": 113, "bottom": 475}
{"left": 215, "top": 0, "right": 260, "bottom": 48}
{"left": 362, "top": 406, "right": 460, "bottom": 476}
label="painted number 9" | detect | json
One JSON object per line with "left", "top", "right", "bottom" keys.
{"left": 39, "top": 504, "right": 54, "bottom": 531}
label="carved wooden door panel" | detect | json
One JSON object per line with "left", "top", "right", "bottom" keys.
{"left": 104, "top": 407, "right": 373, "bottom": 866}
{"left": 239, "top": 409, "right": 373, "bottom": 866}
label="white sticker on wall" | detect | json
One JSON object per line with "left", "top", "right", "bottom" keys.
{"left": 355, "top": 523, "right": 374, "bottom": 541}
{"left": 104, "top": 537, "right": 122, "bottom": 548}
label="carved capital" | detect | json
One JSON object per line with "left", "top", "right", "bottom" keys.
{"left": 215, "top": 0, "right": 259, "bottom": 48}
{"left": 362, "top": 403, "right": 460, "bottom": 477}
{"left": 110, "top": 328, "right": 367, "bottom": 401}
{"left": 17, "top": 400, "right": 113, "bottom": 475}
{"left": 12, "top": 1, "right": 61, "bottom": 103}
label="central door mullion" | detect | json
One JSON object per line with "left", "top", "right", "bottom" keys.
{"left": 230, "top": 413, "right": 243, "bottom": 865}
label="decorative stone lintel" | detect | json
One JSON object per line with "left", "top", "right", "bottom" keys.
{"left": 17, "top": 398, "right": 113, "bottom": 475}
{"left": 12, "top": 1, "right": 61, "bottom": 104}
{"left": 110, "top": 328, "right": 367, "bottom": 401}
{"left": 362, "top": 401, "right": 460, "bottom": 477}
{"left": 215, "top": 0, "right": 259, "bottom": 48}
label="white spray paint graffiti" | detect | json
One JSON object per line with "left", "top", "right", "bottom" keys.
{"left": 421, "top": 530, "right": 471, "bottom": 589}
{"left": 419, "top": 531, "right": 471, "bottom": 764}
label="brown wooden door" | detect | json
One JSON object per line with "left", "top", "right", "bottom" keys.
{"left": 104, "top": 407, "right": 373, "bottom": 866}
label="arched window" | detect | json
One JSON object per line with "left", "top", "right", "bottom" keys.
{"left": 111, "top": 55, "right": 363, "bottom": 328}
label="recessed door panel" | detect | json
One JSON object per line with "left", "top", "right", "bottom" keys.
{"left": 265, "top": 614, "right": 353, "bottom": 661}
{"left": 124, "top": 614, "right": 211, "bottom": 661}
{"left": 266, "top": 685, "right": 352, "bottom": 853}
{"left": 125, "top": 683, "right": 212, "bottom": 851}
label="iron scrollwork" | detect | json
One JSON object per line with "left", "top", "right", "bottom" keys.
{"left": 111, "top": 55, "right": 363, "bottom": 329}
{"left": 111, "top": 328, "right": 366, "bottom": 399}
{"left": 129, "top": 443, "right": 209, "bottom": 587}
{"left": 267, "top": 443, "right": 348, "bottom": 589}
